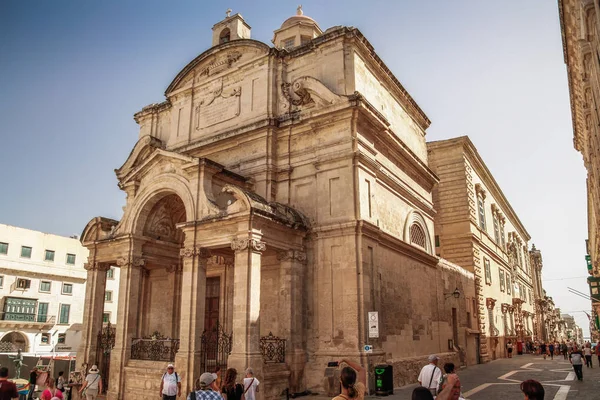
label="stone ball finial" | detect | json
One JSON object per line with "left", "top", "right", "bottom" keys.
{"left": 297, "top": 5, "right": 303, "bottom": 15}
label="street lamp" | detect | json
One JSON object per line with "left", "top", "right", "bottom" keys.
{"left": 444, "top": 288, "right": 461, "bottom": 299}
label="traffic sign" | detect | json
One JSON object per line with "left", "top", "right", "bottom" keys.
{"left": 364, "top": 344, "right": 373, "bottom": 353}
{"left": 368, "top": 311, "right": 379, "bottom": 338}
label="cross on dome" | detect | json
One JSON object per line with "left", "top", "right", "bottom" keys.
{"left": 226, "top": 8, "right": 232, "bottom": 17}
{"left": 297, "top": 5, "right": 303, "bottom": 15}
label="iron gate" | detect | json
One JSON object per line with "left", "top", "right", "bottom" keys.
{"left": 200, "top": 321, "right": 232, "bottom": 373}
{"left": 96, "top": 322, "right": 116, "bottom": 393}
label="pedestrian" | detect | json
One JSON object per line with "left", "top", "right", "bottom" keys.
{"left": 0, "top": 367, "right": 19, "bottom": 400}
{"left": 596, "top": 341, "right": 600, "bottom": 366}
{"left": 27, "top": 369, "right": 38, "bottom": 400}
{"left": 213, "top": 367, "right": 222, "bottom": 393}
{"left": 437, "top": 363, "right": 464, "bottom": 400}
{"left": 78, "top": 365, "right": 102, "bottom": 400}
{"left": 187, "top": 373, "right": 223, "bottom": 400}
{"left": 417, "top": 355, "right": 442, "bottom": 397}
{"left": 540, "top": 342, "right": 547, "bottom": 360}
{"left": 560, "top": 342, "right": 568, "bottom": 360}
{"left": 517, "top": 340, "right": 523, "bottom": 356}
{"left": 570, "top": 346, "right": 584, "bottom": 381}
{"left": 242, "top": 368, "right": 259, "bottom": 400}
{"left": 507, "top": 340, "right": 513, "bottom": 358}
{"left": 520, "top": 379, "right": 544, "bottom": 400}
{"left": 332, "top": 359, "right": 366, "bottom": 400}
{"left": 41, "top": 379, "right": 63, "bottom": 400}
{"left": 159, "top": 364, "right": 181, "bottom": 400}
{"left": 583, "top": 343, "right": 593, "bottom": 368}
{"left": 411, "top": 374, "right": 459, "bottom": 400}
{"left": 56, "top": 372, "right": 65, "bottom": 393}
{"left": 221, "top": 369, "right": 243, "bottom": 400}
{"left": 548, "top": 343, "right": 554, "bottom": 360}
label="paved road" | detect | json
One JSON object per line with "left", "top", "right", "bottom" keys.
{"left": 390, "top": 354, "right": 600, "bottom": 399}
{"left": 309, "top": 354, "right": 600, "bottom": 400}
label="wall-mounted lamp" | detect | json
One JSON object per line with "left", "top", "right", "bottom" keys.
{"left": 444, "top": 288, "right": 461, "bottom": 299}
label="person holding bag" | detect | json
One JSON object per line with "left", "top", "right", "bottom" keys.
{"left": 41, "top": 379, "right": 63, "bottom": 400}
{"left": 78, "top": 365, "right": 102, "bottom": 400}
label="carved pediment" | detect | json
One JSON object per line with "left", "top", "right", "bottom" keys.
{"left": 166, "top": 40, "right": 270, "bottom": 95}
{"left": 115, "top": 136, "right": 165, "bottom": 181}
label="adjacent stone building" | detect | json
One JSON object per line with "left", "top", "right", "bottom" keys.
{"left": 559, "top": 0, "right": 600, "bottom": 339}
{"left": 427, "top": 137, "right": 537, "bottom": 361}
{"left": 76, "top": 8, "right": 477, "bottom": 399}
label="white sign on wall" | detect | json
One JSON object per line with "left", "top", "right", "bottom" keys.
{"left": 368, "top": 311, "right": 379, "bottom": 338}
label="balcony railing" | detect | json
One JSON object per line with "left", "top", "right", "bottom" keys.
{"left": 259, "top": 332, "right": 286, "bottom": 363}
{"left": 0, "top": 312, "right": 55, "bottom": 324}
{"left": 131, "top": 335, "right": 179, "bottom": 362}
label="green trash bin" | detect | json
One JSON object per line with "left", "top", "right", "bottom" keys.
{"left": 374, "top": 364, "right": 393, "bottom": 396}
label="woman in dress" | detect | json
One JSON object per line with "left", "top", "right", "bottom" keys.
{"left": 41, "top": 378, "right": 63, "bottom": 400}
{"left": 221, "top": 368, "right": 243, "bottom": 400}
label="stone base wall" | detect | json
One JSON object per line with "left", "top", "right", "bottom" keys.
{"left": 262, "top": 365, "right": 291, "bottom": 400}
{"left": 108, "top": 360, "right": 166, "bottom": 400}
{"left": 388, "top": 352, "right": 460, "bottom": 388}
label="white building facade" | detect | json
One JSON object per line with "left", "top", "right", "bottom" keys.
{"left": 0, "top": 224, "right": 119, "bottom": 358}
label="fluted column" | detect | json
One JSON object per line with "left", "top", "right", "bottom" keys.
{"left": 107, "top": 255, "right": 145, "bottom": 400}
{"left": 277, "top": 249, "right": 306, "bottom": 393}
{"left": 228, "top": 236, "right": 265, "bottom": 376}
{"left": 77, "top": 262, "right": 109, "bottom": 370}
{"left": 175, "top": 246, "right": 210, "bottom": 394}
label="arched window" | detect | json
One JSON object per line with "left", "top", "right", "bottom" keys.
{"left": 409, "top": 223, "right": 426, "bottom": 249}
{"left": 219, "top": 28, "right": 231, "bottom": 44}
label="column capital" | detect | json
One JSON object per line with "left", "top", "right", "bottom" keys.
{"left": 231, "top": 238, "right": 266, "bottom": 253}
{"left": 84, "top": 262, "right": 110, "bottom": 272}
{"left": 276, "top": 249, "right": 306, "bottom": 263}
{"left": 179, "top": 247, "right": 212, "bottom": 259}
{"left": 116, "top": 256, "right": 145, "bottom": 269}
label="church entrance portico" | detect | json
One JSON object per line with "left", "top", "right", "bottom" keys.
{"left": 78, "top": 141, "right": 309, "bottom": 400}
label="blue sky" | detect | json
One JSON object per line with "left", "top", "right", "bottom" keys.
{"left": 0, "top": 1, "right": 592, "bottom": 336}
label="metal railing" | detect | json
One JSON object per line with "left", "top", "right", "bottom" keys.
{"left": 131, "top": 335, "right": 179, "bottom": 362}
{"left": 0, "top": 312, "right": 55, "bottom": 323}
{"left": 259, "top": 332, "right": 286, "bottom": 363}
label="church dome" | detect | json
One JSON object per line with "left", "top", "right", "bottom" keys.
{"left": 280, "top": 6, "right": 320, "bottom": 29}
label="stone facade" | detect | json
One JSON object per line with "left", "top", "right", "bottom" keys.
{"left": 76, "top": 9, "right": 477, "bottom": 400}
{"left": 559, "top": 0, "right": 600, "bottom": 340}
{"left": 427, "top": 137, "right": 537, "bottom": 361}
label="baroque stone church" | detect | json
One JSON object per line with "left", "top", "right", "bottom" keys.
{"left": 77, "top": 8, "right": 475, "bottom": 400}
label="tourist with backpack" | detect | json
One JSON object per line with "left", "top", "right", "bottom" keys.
{"left": 160, "top": 364, "right": 181, "bottom": 400}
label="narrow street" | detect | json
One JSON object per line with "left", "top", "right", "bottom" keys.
{"left": 388, "top": 354, "right": 600, "bottom": 399}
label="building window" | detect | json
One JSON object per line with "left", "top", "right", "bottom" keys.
{"left": 105, "top": 291, "right": 113, "bottom": 302}
{"left": 0, "top": 242, "right": 7, "bottom": 255}
{"left": 0, "top": 275, "right": 3, "bottom": 288}
{"left": 103, "top": 313, "right": 111, "bottom": 324}
{"left": 57, "top": 333, "right": 66, "bottom": 344}
{"left": 107, "top": 267, "right": 114, "bottom": 279}
{"left": 3, "top": 297, "right": 36, "bottom": 321}
{"left": 478, "top": 196, "right": 486, "bottom": 231}
{"left": 44, "top": 250, "right": 55, "bottom": 262}
{"left": 37, "top": 302, "right": 48, "bottom": 323}
{"left": 20, "top": 246, "right": 32, "bottom": 258}
{"left": 435, "top": 235, "right": 440, "bottom": 247}
{"left": 62, "top": 283, "right": 73, "bottom": 295}
{"left": 493, "top": 214, "right": 500, "bottom": 244}
{"left": 66, "top": 253, "right": 76, "bottom": 265}
{"left": 499, "top": 269, "right": 505, "bottom": 292}
{"left": 16, "top": 278, "right": 31, "bottom": 290}
{"left": 409, "top": 223, "right": 427, "bottom": 249}
{"left": 500, "top": 223, "right": 506, "bottom": 248}
{"left": 506, "top": 274, "right": 512, "bottom": 295}
{"left": 517, "top": 247, "right": 523, "bottom": 269}
{"left": 282, "top": 37, "right": 295, "bottom": 49}
{"left": 41, "top": 333, "right": 50, "bottom": 344}
{"left": 484, "top": 258, "right": 492, "bottom": 285}
{"left": 300, "top": 35, "right": 311, "bottom": 45}
{"left": 219, "top": 28, "right": 230, "bottom": 44}
{"left": 59, "top": 304, "right": 70, "bottom": 324}
{"left": 39, "top": 281, "right": 51, "bottom": 293}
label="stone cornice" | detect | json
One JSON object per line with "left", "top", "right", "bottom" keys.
{"left": 0, "top": 267, "right": 86, "bottom": 284}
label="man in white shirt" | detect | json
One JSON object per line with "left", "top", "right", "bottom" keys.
{"left": 160, "top": 364, "right": 181, "bottom": 400}
{"left": 243, "top": 368, "right": 259, "bottom": 400}
{"left": 418, "top": 355, "right": 442, "bottom": 396}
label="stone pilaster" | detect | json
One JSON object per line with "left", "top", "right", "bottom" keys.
{"left": 77, "top": 262, "right": 110, "bottom": 370}
{"left": 175, "top": 246, "right": 211, "bottom": 394}
{"left": 277, "top": 249, "right": 306, "bottom": 393}
{"left": 228, "top": 237, "right": 265, "bottom": 379}
{"left": 107, "top": 255, "right": 145, "bottom": 400}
